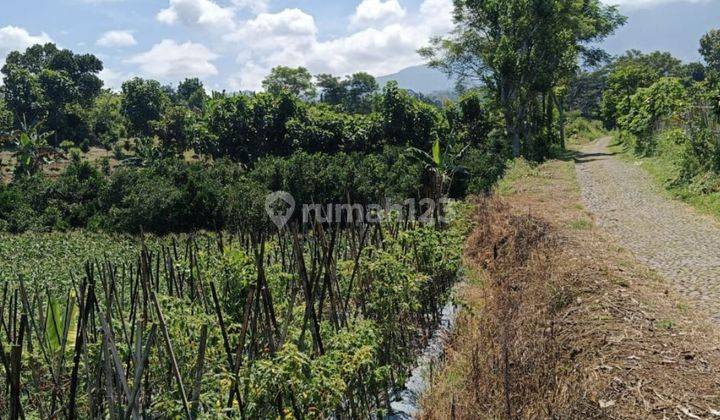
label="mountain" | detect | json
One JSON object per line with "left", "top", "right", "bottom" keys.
{"left": 377, "top": 65, "right": 456, "bottom": 95}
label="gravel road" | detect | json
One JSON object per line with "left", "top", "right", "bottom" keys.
{"left": 575, "top": 137, "right": 720, "bottom": 320}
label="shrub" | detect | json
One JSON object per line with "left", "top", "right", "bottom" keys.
{"left": 52, "top": 160, "right": 106, "bottom": 227}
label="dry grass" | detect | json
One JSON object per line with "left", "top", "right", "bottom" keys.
{"left": 420, "top": 159, "right": 720, "bottom": 419}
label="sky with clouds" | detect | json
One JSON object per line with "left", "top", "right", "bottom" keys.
{"left": 0, "top": 0, "right": 718, "bottom": 92}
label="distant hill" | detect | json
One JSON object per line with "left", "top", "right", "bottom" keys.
{"left": 377, "top": 65, "right": 456, "bottom": 95}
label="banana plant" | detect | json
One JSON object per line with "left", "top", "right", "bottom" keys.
{"left": 405, "top": 137, "right": 470, "bottom": 199}
{"left": 44, "top": 292, "right": 79, "bottom": 356}
{"left": 12, "top": 122, "right": 57, "bottom": 177}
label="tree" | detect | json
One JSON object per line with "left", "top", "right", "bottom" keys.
{"left": 421, "top": 0, "right": 625, "bottom": 158}
{"left": 89, "top": 91, "right": 126, "bottom": 149}
{"left": 262, "top": 66, "right": 316, "bottom": 100}
{"left": 567, "top": 68, "right": 610, "bottom": 119}
{"left": 121, "top": 77, "right": 168, "bottom": 137}
{"left": 204, "top": 91, "right": 304, "bottom": 163}
{"left": 12, "top": 123, "right": 56, "bottom": 177}
{"left": 1, "top": 43, "right": 103, "bottom": 145}
{"left": 316, "top": 72, "right": 379, "bottom": 112}
{"left": 700, "top": 29, "right": 720, "bottom": 72}
{"left": 618, "top": 50, "right": 684, "bottom": 77}
{"left": 683, "top": 62, "right": 707, "bottom": 82}
{"left": 151, "top": 105, "right": 200, "bottom": 156}
{"left": 176, "top": 78, "right": 207, "bottom": 111}
{"left": 344, "top": 72, "right": 378, "bottom": 113}
{"left": 205, "top": 94, "right": 253, "bottom": 161}
{"left": 0, "top": 97, "right": 12, "bottom": 139}
{"left": 379, "top": 81, "right": 445, "bottom": 150}
{"left": 617, "top": 77, "right": 688, "bottom": 152}
{"left": 316, "top": 74, "right": 346, "bottom": 105}
{"left": 601, "top": 61, "right": 659, "bottom": 128}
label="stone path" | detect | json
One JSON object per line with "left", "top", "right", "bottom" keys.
{"left": 575, "top": 137, "right": 720, "bottom": 320}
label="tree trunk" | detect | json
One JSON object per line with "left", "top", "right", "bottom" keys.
{"left": 553, "top": 92, "right": 566, "bottom": 150}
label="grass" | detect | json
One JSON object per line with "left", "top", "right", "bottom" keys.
{"left": 419, "top": 154, "right": 720, "bottom": 419}
{"left": 566, "top": 218, "right": 591, "bottom": 230}
{"left": 496, "top": 158, "right": 544, "bottom": 195}
{"left": 565, "top": 113, "right": 607, "bottom": 146}
{"left": 609, "top": 131, "right": 720, "bottom": 222}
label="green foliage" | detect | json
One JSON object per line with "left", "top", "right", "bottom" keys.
{"left": 0, "top": 97, "right": 13, "bottom": 136}
{"left": 89, "top": 91, "right": 126, "bottom": 149}
{"left": 1, "top": 43, "right": 103, "bottom": 144}
{"left": 121, "top": 77, "right": 169, "bottom": 136}
{"left": 262, "top": 66, "right": 316, "bottom": 100}
{"left": 617, "top": 77, "right": 688, "bottom": 153}
{"left": 151, "top": 105, "right": 202, "bottom": 156}
{"left": 12, "top": 124, "right": 55, "bottom": 177}
{"left": 601, "top": 60, "right": 659, "bottom": 128}
{"left": 317, "top": 72, "right": 379, "bottom": 113}
{"left": 421, "top": 0, "right": 625, "bottom": 158}
{"left": 44, "top": 293, "right": 78, "bottom": 355}
{"left": 565, "top": 112, "right": 607, "bottom": 145}
{"left": 567, "top": 68, "right": 609, "bottom": 119}
{"left": 176, "top": 77, "right": 208, "bottom": 111}
{"left": 700, "top": 29, "right": 720, "bottom": 72}
{"left": 379, "top": 81, "right": 445, "bottom": 150}
{"left": 204, "top": 91, "right": 302, "bottom": 163}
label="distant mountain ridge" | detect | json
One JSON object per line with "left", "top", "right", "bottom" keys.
{"left": 377, "top": 65, "right": 456, "bottom": 94}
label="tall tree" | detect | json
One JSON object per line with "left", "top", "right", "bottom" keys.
{"left": 89, "top": 91, "right": 126, "bottom": 149}
{"left": 176, "top": 78, "right": 207, "bottom": 111}
{"left": 151, "top": 105, "right": 200, "bottom": 156}
{"left": 316, "top": 74, "right": 346, "bottom": 105}
{"left": 121, "top": 77, "right": 169, "bottom": 137}
{"left": 345, "top": 72, "right": 379, "bottom": 113}
{"left": 421, "top": 0, "right": 625, "bottom": 157}
{"left": 700, "top": 29, "right": 720, "bottom": 72}
{"left": 262, "top": 66, "right": 316, "bottom": 100}
{"left": 1, "top": 43, "right": 103, "bottom": 144}
{"left": 0, "top": 97, "right": 13, "bottom": 139}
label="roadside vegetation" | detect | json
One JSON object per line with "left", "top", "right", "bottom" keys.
{"left": 420, "top": 159, "right": 720, "bottom": 418}
{"left": 600, "top": 31, "right": 720, "bottom": 219}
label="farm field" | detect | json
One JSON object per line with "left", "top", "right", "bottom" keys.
{"left": 3, "top": 0, "right": 720, "bottom": 418}
{"left": 0, "top": 217, "right": 469, "bottom": 418}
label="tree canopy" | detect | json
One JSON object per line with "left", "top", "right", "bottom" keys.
{"left": 421, "top": 0, "right": 625, "bottom": 157}
{"left": 1, "top": 43, "right": 103, "bottom": 144}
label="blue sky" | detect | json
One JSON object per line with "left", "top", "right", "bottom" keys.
{"left": 1, "top": 0, "right": 718, "bottom": 92}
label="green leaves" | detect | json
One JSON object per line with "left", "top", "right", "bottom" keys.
{"left": 44, "top": 292, "right": 78, "bottom": 355}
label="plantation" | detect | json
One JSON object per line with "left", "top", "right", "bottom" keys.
{"left": 12, "top": 0, "right": 720, "bottom": 417}
{"left": 0, "top": 211, "right": 469, "bottom": 418}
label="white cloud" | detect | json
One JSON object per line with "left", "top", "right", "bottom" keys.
{"left": 99, "top": 67, "right": 134, "bottom": 90}
{"left": 600, "top": 0, "right": 709, "bottom": 9}
{"left": 226, "top": 0, "right": 453, "bottom": 90}
{"left": 126, "top": 39, "right": 219, "bottom": 81}
{"left": 350, "top": 0, "right": 406, "bottom": 28}
{"left": 157, "top": 0, "right": 235, "bottom": 31}
{"left": 231, "top": 0, "right": 270, "bottom": 14}
{"left": 96, "top": 30, "right": 137, "bottom": 47}
{"left": 228, "top": 8, "right": 318, "bottom": 44}
{"left": 0, "top": 26, "right": 52, "bottom": 67}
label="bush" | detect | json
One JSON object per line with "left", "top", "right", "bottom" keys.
{"left": 51, "top": 160, "right": 106, "bottom": 227}
{"left": 102, "top": 167, "right": 186, "bottom": 233}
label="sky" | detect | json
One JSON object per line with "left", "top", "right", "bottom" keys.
{"left": 0, "top": 0, "right": 719, "bottom": 92}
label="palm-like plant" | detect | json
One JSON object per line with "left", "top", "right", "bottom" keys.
{"left": 12, "top": 121, "right": 57, "bottom": 177}
{"left": 406, "top": 137, "right": 469, "bottom": 199}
